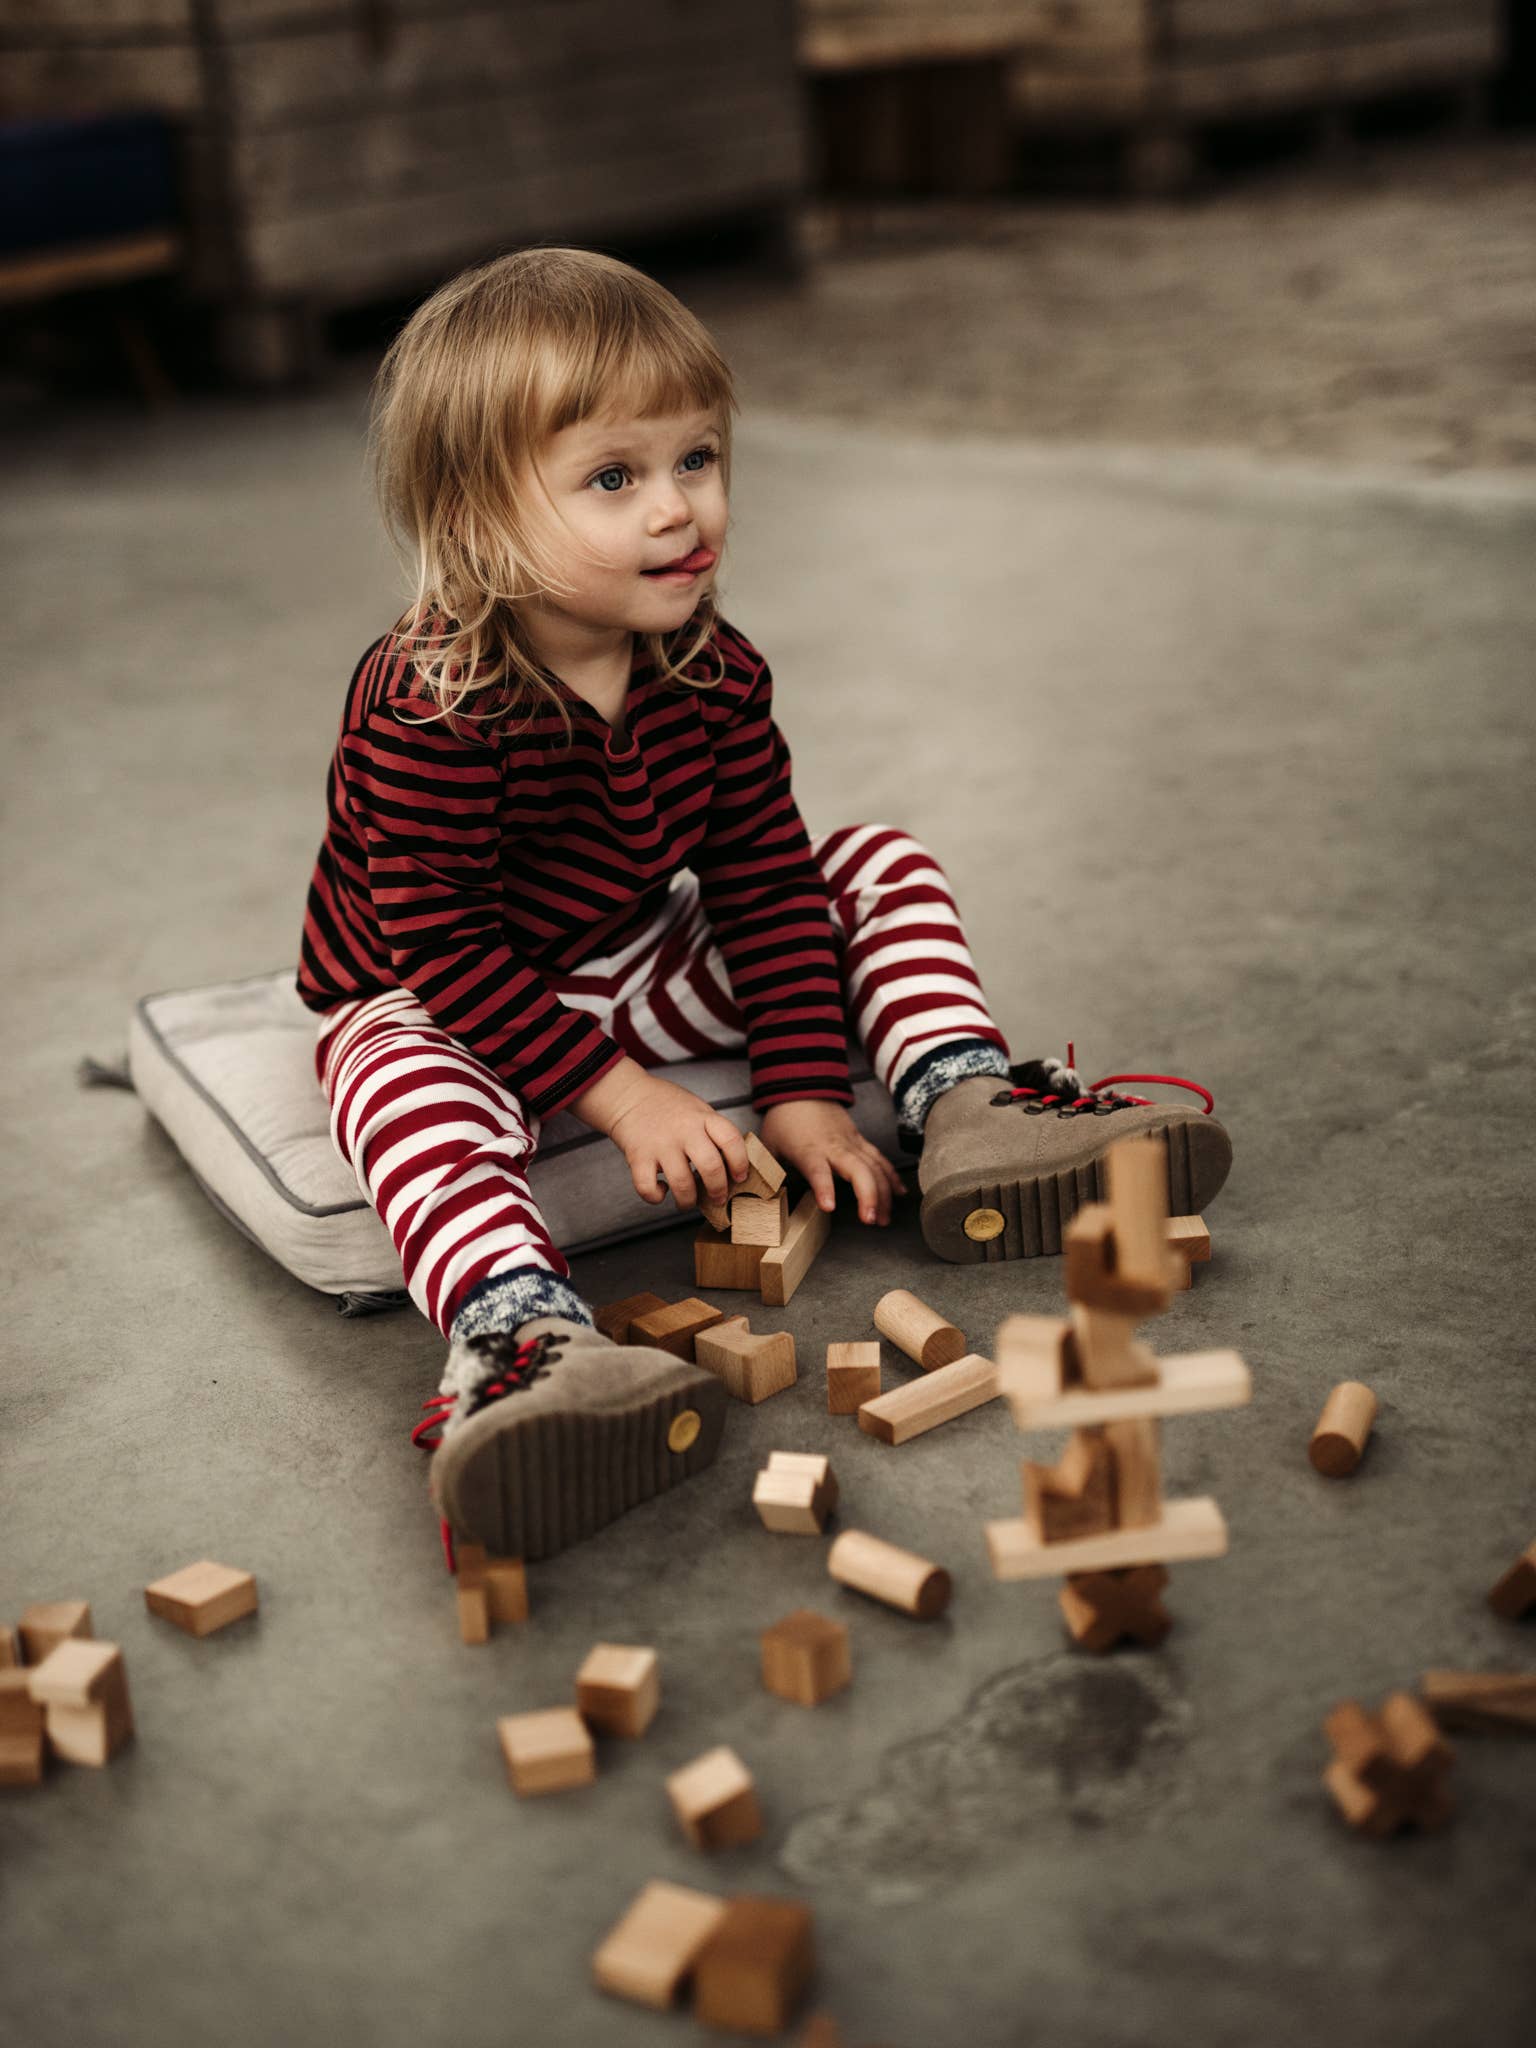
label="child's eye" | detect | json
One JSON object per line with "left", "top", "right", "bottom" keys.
{"left": 586, "top": 446, "right": 720, "bottom": 493}
{"left": 680, "top": 446, "right": 721, "bottom": 473}
{"left": 590, "top": 465, "right": 627, "bottom": 493}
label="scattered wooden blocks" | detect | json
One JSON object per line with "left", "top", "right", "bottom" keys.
{"left": 0, "top": 1669, "right": 46, "bottom": 1788}
{"left": 732, "top": 1189, "right": 790, "bottom": 1246}
{"left": 753, "top": 1452, "right": 838, "bottom": 1535}
{"left": 873, "top": 1288, "right": 965, "bottom": 1372}
{"left": 667, "top": 1745, "right": 764, "bottom": 1850}
{"left": 592, "top": 1877, "right": 729, "bottom": 2010}
{"left": 693, "top": 1894, "right": 815, "bottom": 2036}
{"left": 577, "top": 1644, "right": 660, "bottom": 1739}
{"left": 760, "top": 1611, "right": 851, "bottom": 1707}
{"left": 18, "top": 1600, "right": 91, "bottom": 1666}
{"left": 1023, "top": 1429, "right": 1117, "bottom": 1544}
{"left": 696, "top": 1321, "right": 797, "bottom": 1405}
{"left": 497, "top": 1707, "right": 595, "bottom": 1797}
{"left": 595, "top": 1290, "right": 669, "bottom": 1342}
{"left": 759, "top": 1191, "right": 833, "bottom": 1307}
{"left": 695, "top": 1224, "right": 768, "bottom": 1290}
{"left": 144, "top": 1560, "right": 258, "bottom": 1638}
{"left": 1309, "top": 1381, "right": 1378, "bottom": 1477}
{"left": 1323, "top": 1692, "right": 1453, "bottom": 1836}
{"left": 857, "top": 1352, "right": 998, "bottom": 1446}
{"left": 631, "top": 1297, "right": 725, "bottom": 1362}
{"left": 1487, "top": 1538, "right": 1536, "bottom": 1620}
{"left": 828, "top": 1529, "right": 951, "bottom": 1619}
{"left": 454, "top": 1544, "right": 528, "bottom": 1643}
{"left": 1059, "top": 1565, "right": 1172, "bottom": 1652}
{"left": 1420, "top": 1670, "right": 1536, "bottom": 1734}
{"left": 826, "top": 1341, "right": 880, "bottom": 1415}
{"left": 28, "top": 1640, "right": 134, "bottom": 1767}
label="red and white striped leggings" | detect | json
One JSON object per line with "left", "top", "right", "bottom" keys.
{"left": 315, "top": 822, "right": 1009, "bottom": 1338}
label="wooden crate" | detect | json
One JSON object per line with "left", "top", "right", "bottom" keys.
{"left": 0, "top": 0, "right": 808, "bottom": 370}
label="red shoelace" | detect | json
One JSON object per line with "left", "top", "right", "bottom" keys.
{"left": 412, "top": 1330, "right": 561, "bottom": 1575}
{"left": 1000, "top": 1042, "right": 1215, "bottom": 1116}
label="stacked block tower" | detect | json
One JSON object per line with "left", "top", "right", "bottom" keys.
{"left": 985, "top": 1134, "right": 1252, "bottom": 1650}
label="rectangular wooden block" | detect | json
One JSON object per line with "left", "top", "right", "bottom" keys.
{"left": 630, "top": 1297, "right": 724, "bottom": 1361}
{"left": 759, "top": 1191, "right": 832, "bottom": 1307}
{"left": 592, "top": 1878, "right": 729, "bottom": 2010}
{"left": 31, "top": 1642, "right": 134, "bottom": 1767}
{"left": 457, "top": 1580, "right": 491, "bottom": 1645}
{"left": 987, "top": 1496, "right": 1228, "bottom": 1580}
{"left": 731, "top": 1188, "right": 790, "bottom": 1246}
{"left": 994, "top": 1314, "right": 1073, "bottom": 1400}
{"left": 0, "top": 1732, "right": 45, "bottom": 1787}
{"left": 760, "top": 1610, "right": 852, "bottom": 1708}
{"left": 826, "top": 1341, "right": 880, "bottom": 1414}
{"left": 1105, "top": 1134, "right": 1170, "bottom": 1287}
{"left": 667, "top": 1745, "right": 763, "bottom": 1850}
{"left": 1487, "top": 1539, "right": 1536, "bottom": 1620}
{"left": 696, "top": 1325, "right": 797, "bottom": 1405}
{"left": 484, "top": 1557, "right": 529, "bottom": 1625}
{"left": 0, "top": 1669, "right": 43, "bottom": 1739}
{"left": 1000, "top": 1349, "right": 1252, "bottom": 1429}
{"left": 698, "top": 1188, "right": 732, "bottom": 1232}
{"left": 1167, "top": 1215, "right": 1210, "bottom": 1263}
{"left": 767, "top": 1451, "right": 838, "bottom": 1520}
{"left": 858, "top": 1352, "right": 998, "bottom": 1445}
{"left": 1104, "top": 1416, "right": 1163, "bottom": 1527}
{"left": 1064, "top": 1202, "right": 1176, "bottom": 1317}
{"left": 595, "top": 1290, "right": 669, "bottom": 1342}
{"left": 693, "top": 1894, "right": 815, "bottom": 2036}
{"left": 144, "top": 1560, "right": 258, "bottom": 1638}
{"left": 695, "top": 1223, "right": 768, "bottom": 1290}
{"left": 754, "top": 1468, "right": 823, "bottom": 1535}
{"left": 577, "top": 1643, "right": 660, "bottom": 1738}
{"left": 498, "top": 1707, "right": 596, "bottom": 1797}
{"left": 1419, "top": 1670, "right": 1536, "bottom": 1734}
{"left": 18, "top": 1600, "right": 91, "bottom": 1666}
{"left": 738, "top": 1130, "right": 788, "bottom": 1202}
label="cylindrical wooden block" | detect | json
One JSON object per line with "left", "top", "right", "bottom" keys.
{"left": 873, "top": 1289, "right": 965, "bottom": 1373}
{"left": 1309, "top": 1381, "right": 1378, "bottom": 1477}
{"left": 827, "top": 1529, "right": 951, "bottom": 1620}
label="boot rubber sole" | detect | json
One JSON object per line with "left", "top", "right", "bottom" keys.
{"left": 919, "top": 1117, "right": 1232, "bottom": 1264}
{"left": 430, "top": 1364, "right": 727, "bottom": 1562}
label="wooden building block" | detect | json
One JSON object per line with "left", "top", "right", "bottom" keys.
{"left": 738, "top": 1130, "right": 788, "bottom": 1202}
{"left": 0, "top": 1732, "right": 45, "bottom": 1787}
{"left": 732, "top": 1188, "right": 790, "bottom": 1246}
{"left": 1059, "top": 1565, "right": 1172, "bottom": 1651}
{"left": 1064, "top": 1203, "right": 1176, "bottom": 1317}
{"left": 1322, "top": 1691, "right": 1454, "bottom": 1836}
{"left": 595, "top": 1290, "right": 669, "bottom": 1342}
{"left": 695, "top": 1223, "right": 768, "bottom": 1290}
{"left": 988, "top": 1496, "right": 1228, "bottom": 1580}
{"left": 698, "top": 1187, "right": 732, "bottom": 1232}
{"left": 1104, "top": 1133, "right": 1170, "bottom": 1287}
{"left": 798, "top": 2017, "right": 846, "bottom": 2048}
{"left": 144, "top": 1560, "right": 258, "bottom": 1638}
{"left": 457, "top": 1580, "right": 491, "bottom": 1645}
{"left": 1419, "top": 1670, "right": 1536, "bottom": 1734}
{"left": 1104, "top": 1417, "right": 1162, "bottom": 1527}
{"left": 1309, "top": 1381, "right": 1378, "bottom": 1477}
{"left": 18, "top": 1600, "right": 91, "bottom": 1665}
{"left": 994, "top": 1313, "right": 1075, "bottom": 1401}
{"left": 484, "top": 1556, "right": 529, "bottom": 1624}
{"left": 1069, "top": 1303, "right": 1158, "bottom": 1390}
{"left": 1487, "top": 1539, "right": 1536, "bottom": 1620}
{"left": 693, "top": 1894, "right": 815, "bottom": 2036}
{"left": 0, "top": 1627, "right": 18, "bottom": 1669}
{"left": 667, "top": 1745, "right": 764, "bottom": 1850}
{"left": 760, "top": 1611, "right": 851, "bottom": 1707}
{"left": 0, "top": 1669, "right": 44, "bottom": 1739}
{"left": 759, "top": 1192, "right": 832, "bottom": 1307}
{"left": 826, "top": 1341, "right": 880, "bottom": 1414}
{"left": 827, "top": 1529, "right": 951, "bottom": 1619}
{"left": 1166, "top": 1214, "right": 1210, "bottom": 1288}
{"left": 30, "top": 1640, "right": 134, "bottom": 1767}
{"left": 767, "top": 1451, "right": 838, "bottom": 1520}
{"left": 696, "top": 1324, "right": 797, "bottom": 1405}
{"left": 857, "top": 1352, "right": 998, "bottom": 1446}
{"left": 999, "top": 1349, "right": 1251, "bottom": 1430}
{"left": 873, "top": 1288, "right": 965, "bottom": 1372}
{"left": 1024, "top": 1428, "right": 1117, "bottom": 1544}
{"left": 754, "top": 1469, "right": 824, "bottom": 1536}
{"left": 631, "top": 1297, "right": 724, "bottom": 1362}
{"left": 497, "top": 1707, "right": 595, "bottom": 1797}
{"left": 577, "top": 1644, "right": 660, "bottom": 1738}
{"left": 592, "top": 1877, "right": 729, "bottom": 2010}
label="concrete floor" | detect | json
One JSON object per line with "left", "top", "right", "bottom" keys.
{"left": 4, "top": 367, "right": 1535, "bottom": 2047}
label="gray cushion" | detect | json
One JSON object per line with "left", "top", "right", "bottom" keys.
{"left": 126, "top": 968, "right": 912, "bottom": 1308}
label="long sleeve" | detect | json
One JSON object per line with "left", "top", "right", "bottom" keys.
{"left": 343, "top": 698, "right": 628, "bottom": 1118}
{"left": 689, "top": 648, "right": 853, "bottom": 1112}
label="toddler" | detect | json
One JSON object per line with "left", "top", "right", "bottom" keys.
{"left": 296, "top": 247, "right": 1230, "bottom": 1563}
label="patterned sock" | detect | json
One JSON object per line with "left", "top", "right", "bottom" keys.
{"left": 448, "top": 1268, "right": 595, "bottom": 1351}
{"left": 891, "top": 1036, "right": 1013, "bottom": 1151}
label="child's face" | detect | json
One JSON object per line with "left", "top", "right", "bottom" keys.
{"left": 522, "top": 403, "right": 728, "bottom": 645}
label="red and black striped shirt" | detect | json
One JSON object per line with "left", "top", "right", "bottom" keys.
{"left": 295, "top": 615, "right": 854, "bottom": 1118}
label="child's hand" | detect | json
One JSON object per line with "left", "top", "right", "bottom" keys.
{"left": 758, "top": 1100, "right": 908, "bottom": 1226}
{"left": 606, "top": 1073, "right": 752, "bottom": 1212}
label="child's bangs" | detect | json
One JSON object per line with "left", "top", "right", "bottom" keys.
{"left": 543, "top": 317, "right": 732, "bottom": 438}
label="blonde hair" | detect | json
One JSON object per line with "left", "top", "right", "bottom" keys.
{"left": 369, "top": 244, "right": 739, "bottom": 745}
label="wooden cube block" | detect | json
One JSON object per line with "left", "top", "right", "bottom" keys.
{"left": 666, "top": 1745, "right": 764, "bottom": 1850}
{"left": 484, "top": 1556, "right": 529, "bottom": 1624}
{"left": 695, "top": 1223, "right": 769, "bottom": 1290}
{"left": 30, "top": 1640, "right": 134, "bottom": 1766}
{"left": 761, "top": 1611, "right": 851, "bottom": 1707}
{"left": 693, "top": 1894, "right": 815, "bottom": 2036}
{"left": 18, "top": 1600, "right": 91, "bottom": 1665}
{"left": 592, "top": 1877, "right": 729, "bottom": 2009}
{"left": 497, "top": 1707, "right": 595, "bottom": 1797}
{"left": 826, "top": 1341, "right": 880, "bottom": 1414}
{"left": 759, "top": 1192, "right": 832, "bottom": 1307}
{"left": 767, "top": 1450, "right": 838, "bottom": 1520}
{"left": 731, "top": 1188, "right": 790, "bottom": 1246}
{"left": 630, "top": 1297, "right": 724, "bottom": 1362}
{"left": 1024, "top": 1428, "right": 1117, "bottom": 1544}
{"left": 738, "top": 1131, "right": 788, "bottom": 1203}
{"left": 144, "top": 1560, "right": 258, "bottom": 1638}
{"left": 594, "top": 1290, "right": 668, "bottom": 1343}
{"left": 695, "top": 1324, "right": 797, "bottom": 1405}
{"left": 577, "top": 1644, "right": 660, "bottom": 1739}
{"left": 1488, "top": 1539, "right": 1536, "bottom": 1621}
{"left": 0, "top": 1732, "right": 45, "bottom": 1787}
{"left": 0, "top": 1669, "right": 44, "bottom": 1738}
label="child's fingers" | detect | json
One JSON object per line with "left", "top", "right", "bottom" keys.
{"left": 686, "top": 1135, "right": 731, "bottom": 1209}
{"left": 841, "top": 1153, "right": 889, "bottom": 1226}
{"left": 704, "top": 1115, "right": 751, "bottom": 1184}
{"left": 810, "top": 1162, "right": 838, "bottom": 1214}
{"left": 659, "top": 1146, "right": 698, "bottom": 1209}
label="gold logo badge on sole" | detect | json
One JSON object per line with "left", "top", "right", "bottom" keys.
{"left": 964, "top": 1207, "right": 1006, "bottom": 1242}
{"left": 667, "top": 1409, "right": 702, "bottom": 1453}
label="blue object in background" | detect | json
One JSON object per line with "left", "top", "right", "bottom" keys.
{"left": 0, "top": 113, "right": 177, "bottom": 257}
